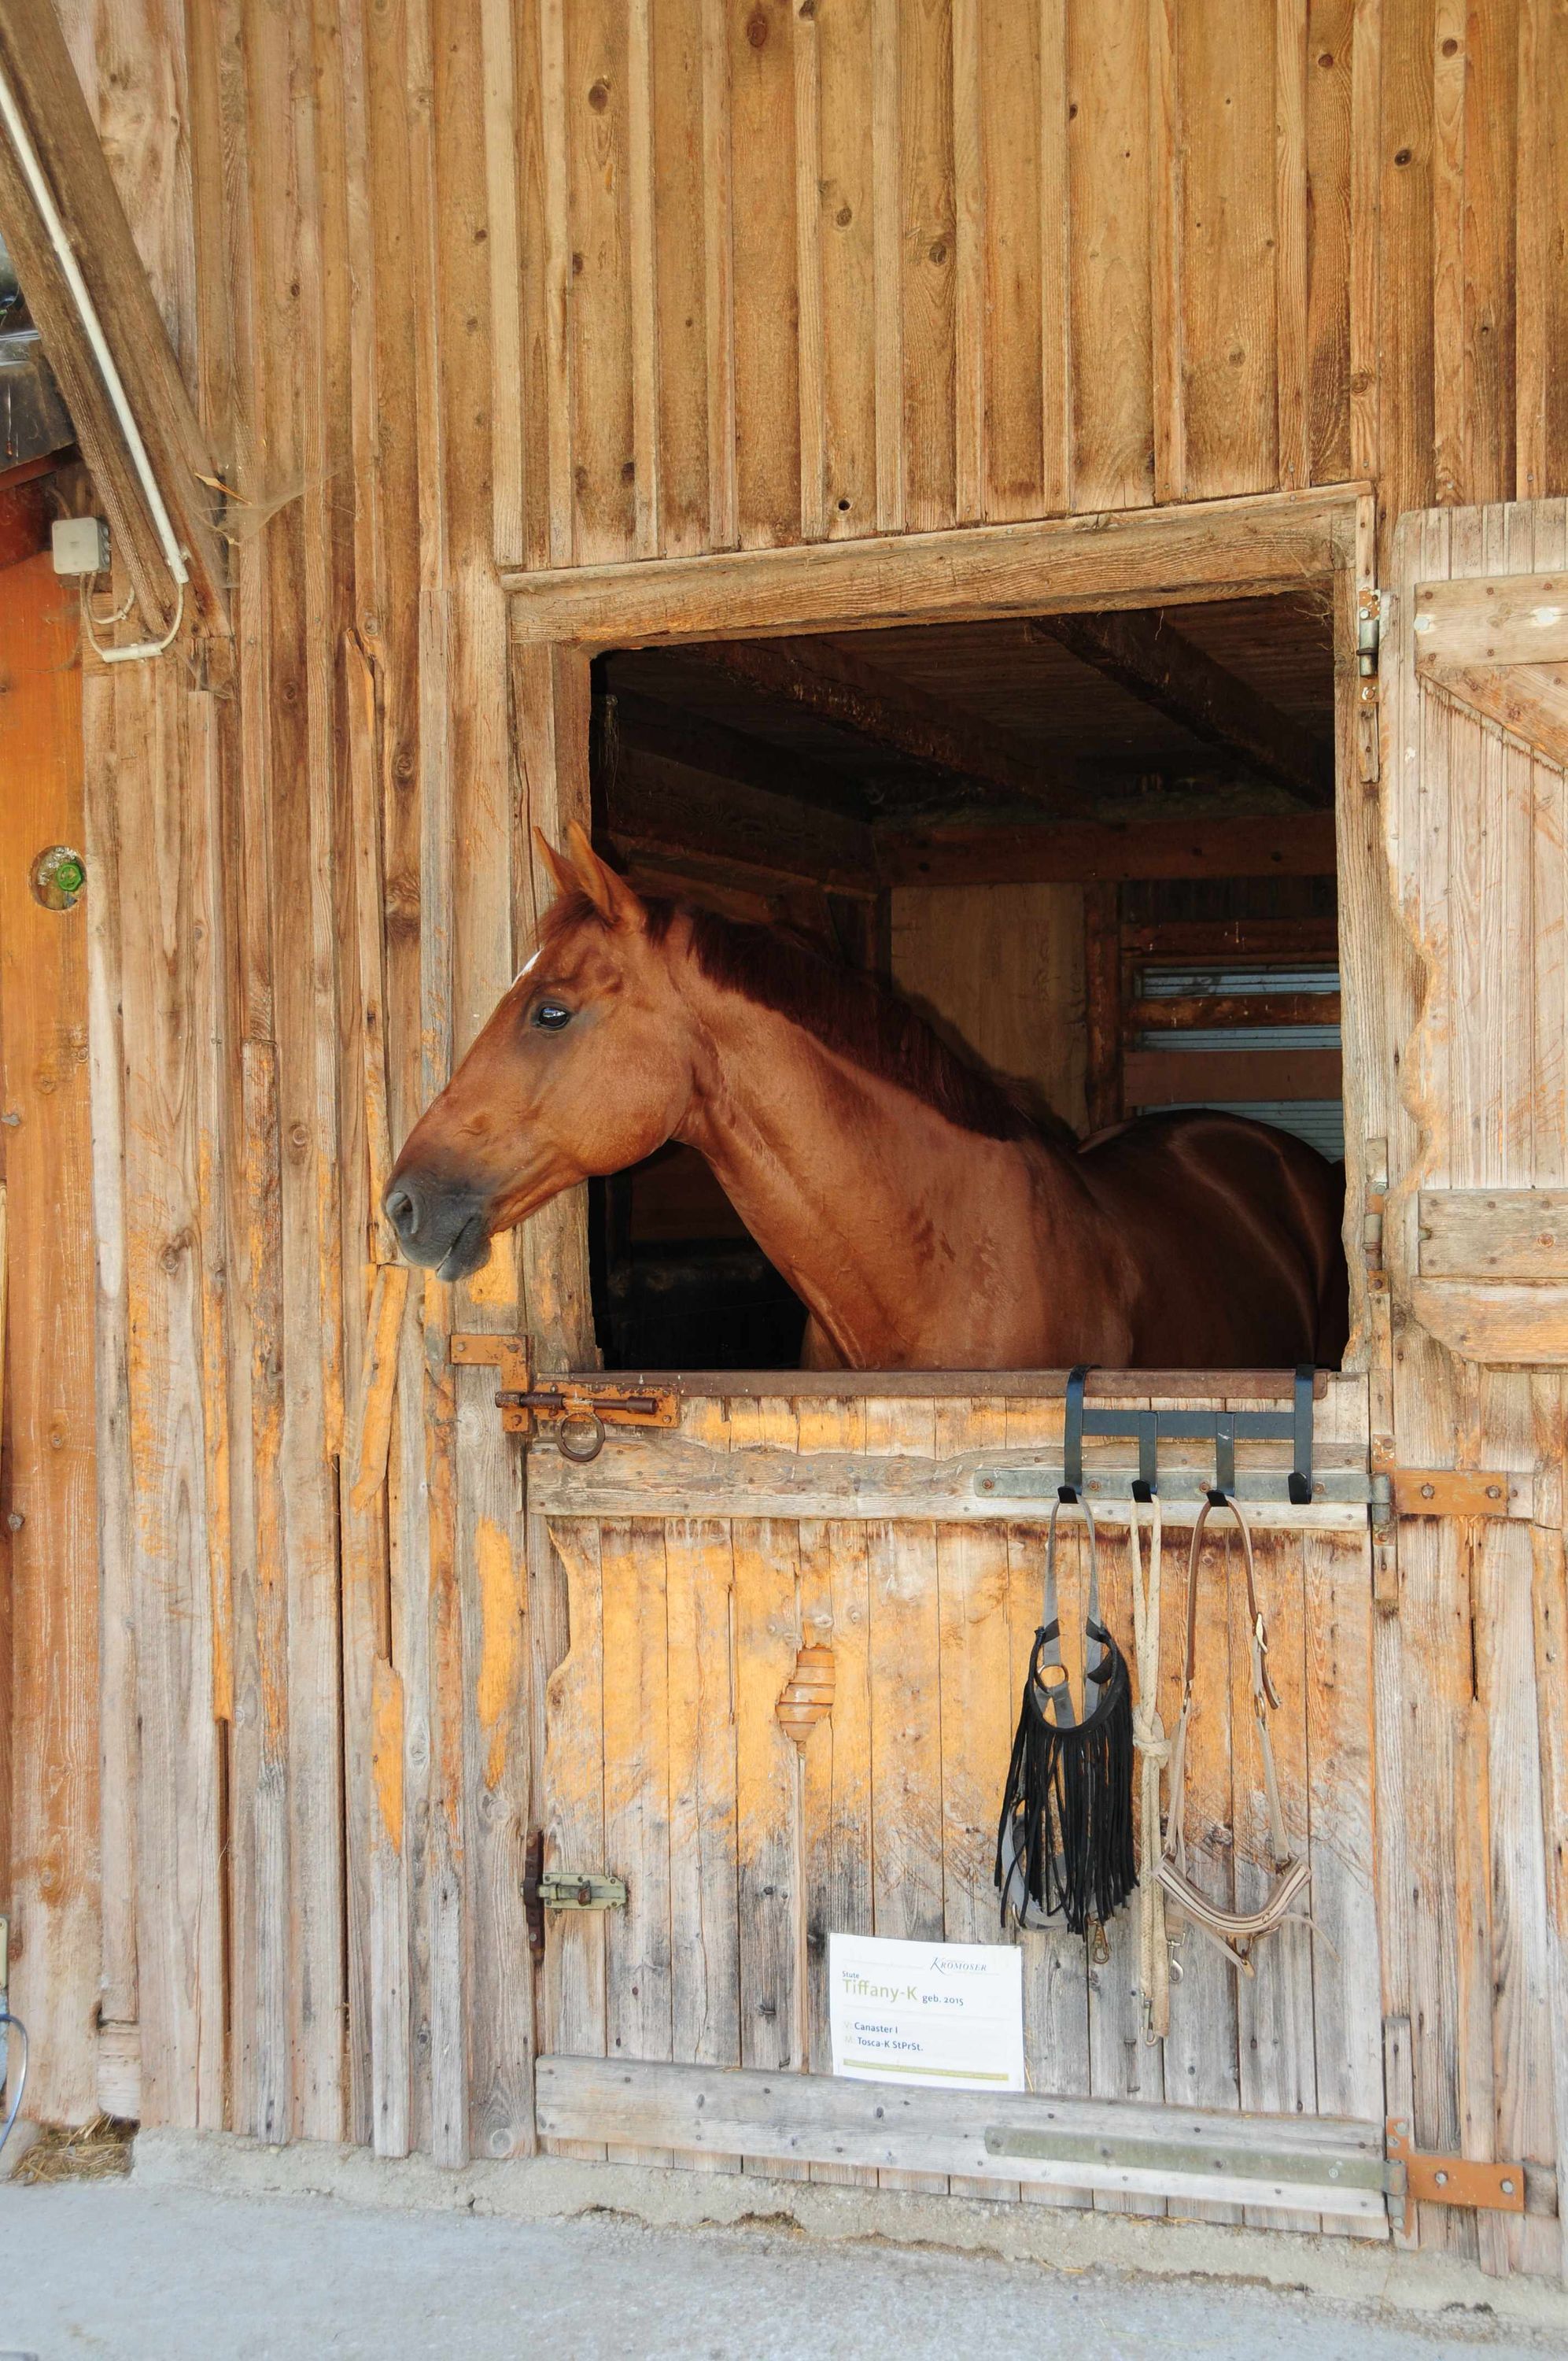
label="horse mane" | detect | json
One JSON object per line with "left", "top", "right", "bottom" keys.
{"left": 540, "top": 888, "right": 1076, "bottom": 1149}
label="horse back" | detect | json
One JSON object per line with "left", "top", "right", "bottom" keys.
{"left": 1075, "top": 1110, "right": 1348, "bottom": 1367}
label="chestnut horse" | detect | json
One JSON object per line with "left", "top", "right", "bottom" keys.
{"left": 386, "top": 826, "right": 1348, "bottom": 1369}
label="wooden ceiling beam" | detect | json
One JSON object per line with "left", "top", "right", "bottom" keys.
{"left": 880, "top": 809, "right": 1337, "bottom": 885}
{"left": 604, "top": 745, "right": 878, "bottom": 898}
{"left": 1031, "top": 610, "right": 1333, "bottom": 807}
{"left": 600, "top": 687, "right": 873, "bottom": 818}
{"left": 679, "top": 634, "right": 1103, "bottom": 817}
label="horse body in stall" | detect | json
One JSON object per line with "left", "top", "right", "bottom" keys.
{"left": 385, "top": 826, "right": 1348, "bottom": 1370}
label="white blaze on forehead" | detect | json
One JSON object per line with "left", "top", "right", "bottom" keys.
{"left": 512, "top": 947, "right": 541, "bottom": 986}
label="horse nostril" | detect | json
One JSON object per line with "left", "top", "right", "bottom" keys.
{"left": 386, "top": 1184, "right": 418, "bottom": 1240}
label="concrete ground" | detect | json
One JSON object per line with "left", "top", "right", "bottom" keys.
{"left": 2, "top": 2180, "right": 1565, "bottom": 2361}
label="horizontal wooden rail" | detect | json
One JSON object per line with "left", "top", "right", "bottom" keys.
{"left": 536, "top": 2056, "right": 1390, "bottom": 2224}
{"left": 559, "top": 1367, "right": 1331, "bottom": 1399}
{"left": 504, "top": 485, "right": 1365, "bottom": 649}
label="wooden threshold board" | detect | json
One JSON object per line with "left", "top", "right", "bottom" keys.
{"left": 535, "top": 2056, "right": 1389, "bottom": 2224}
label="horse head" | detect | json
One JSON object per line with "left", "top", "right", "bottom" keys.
{"left": 382, "top": 824, "right": 693, "bottom": 1280}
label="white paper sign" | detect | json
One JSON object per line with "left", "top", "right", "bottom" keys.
{"left": 828, "top": 1932, "right": 1025, "bottom": 2091}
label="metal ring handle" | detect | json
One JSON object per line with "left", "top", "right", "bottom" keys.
{"left": 556, "top": 1406, "right": 606, "bottom": 1463}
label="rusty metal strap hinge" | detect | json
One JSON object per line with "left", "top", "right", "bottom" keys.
{"left": 522, "top": 1831, "right": 627, "bottom": 1957}
{"left": 1388, "top": 1469, "right": 1529, "bottom": 1518}
{"left": 1385, "top": 2118, "right": 1526, "bottom": 2237}
{"left": 449, "top": 1333, "right": 677, "bottom": 1454}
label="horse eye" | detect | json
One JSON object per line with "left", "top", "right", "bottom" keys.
{"left": 533, "top": 1000, "right": 572, "bottom": 1032}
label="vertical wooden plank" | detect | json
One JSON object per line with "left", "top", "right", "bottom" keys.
{"left": 1377, "top": 0, "right": 1436, "bottom": 532}
{"left": 1079, "top": 1506, "right": 1164, "bottom": 2219}
{"left": 818, "top": 0, "right": 879, "bottom": 539}
{"left": 119, "top": 668, "right": 226, "bottom": 2134}
{"left": 369, "top": 1653, "right": 410, "bottom": 2156}
{"left": 1275, "top": 0, "right": 1311, "bottom": 488}
{"left": 1430, "top": 0, "right": 1466, "bottom": 505}
{"left": 601, "top": 1520, "right": 673, "bottom": 2165}
{"left": 1039, "top": 0, "right": 1072, "bottom": 515}
{"left": 1161, "top": 1509, "right": 1242, "bottom": 2224}
{"left": 651, "top": 0, "right": 712, "bottom": 558}
{"left": 728, "top": 0, "right": 801, "bottom": 546}
{"left": 1347, "top": 0, "right": 1381, "bottom": 490}
{"left": 537, "top": 0, "right": 576, "bottom": 563}
{"left": 480, "top": 0, "right": 527, "bottom": 569}
{"left": 80, "top": 665, "right": 137, "bottom": 2046}
{"left": 935, "top": 1399, "right": 1018, "bottom": 2201}
{"left": 796, "top": 1391, "right": 875, "bottom": 2187}
{"left": 1305, "top": 0, "right": 1354, "bottom": 486}
{"left": 1515, "top": 1, "right": 1568, "bottom": 500}
{"left": 977, "top": 0, "right": 1044, "bottom": 523}
{"left": 568, "top": 1, "right": 636, "bottom": 562}
{"left": 1529, "top": 1512, "right": 1568, "bottom": 2283}
{"left": 794, "top": 0, "right": 828, "bottom": 540}
{"left": 1069, "top": 0, "right": 1153, "bottom": 509}
{"left": 0, "top": 552, "right": 100, "bottom": 2125}
{"left": 872, "top": 0, "right": 906, "bottom": 530}
{"left": 1178, "top": 0, "right": 1278, "bottom": 498}
{"left": 666, "top": 1489, "right": 741, "bottom": 2170}
{"left": 898, "top": 0, "right": 957, "bottom": 530}
{"left": 950, "top": 0, "right": 983, "bottom": 523}
{"left": 731, "top": 1395, "right": 807, "bottom": 2175}
{"left": 864, "top": 1396, "right": 946, "bottom": 2193}
{"left": 699, "top": 0, "right": 739, "bottom": 549}
{"left": 1148, "top": 0, "right": 1184, "bottom": 502}
{"left": 625, "top": 0, "right": 662, "bottom": 558}
{"left": 1230, "top": 1525, "right": 1317, "bottom": 2234}
{"left": 1083, "top": 881, "right": 1122, "bottom": 1130}
{"left": 1461, "top": 0, "right": 1518, "bottom": 509}
{"left": 542, "top": 1520, "right": 607, "bottom": 2158}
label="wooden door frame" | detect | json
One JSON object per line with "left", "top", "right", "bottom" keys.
{"left": 507, "top": 482, "right": 1385, "bottom": 1386}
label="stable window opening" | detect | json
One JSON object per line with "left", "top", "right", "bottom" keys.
{"left": 581, "top": 587, "right": 1342, "bottom": 1376}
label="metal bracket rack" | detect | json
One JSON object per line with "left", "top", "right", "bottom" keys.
{"left": 972, "top": 1363, "right": 1378, "bottom": 1513}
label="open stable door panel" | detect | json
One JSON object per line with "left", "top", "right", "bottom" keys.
{"left": 1383, "top": 503, "right": 1568, "bottom": 1362}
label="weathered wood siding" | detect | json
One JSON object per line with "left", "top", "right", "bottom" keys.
{"left": 491, "top": 0, "right": 1568, "bottom": 573}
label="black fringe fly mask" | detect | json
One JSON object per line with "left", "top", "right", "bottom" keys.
{"left": 995, "top": 1493, "right": 1136, "bottom": 1939}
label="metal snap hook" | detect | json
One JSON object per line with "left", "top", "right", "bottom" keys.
{"left": 556, "top": 1406, "right": 606, "bottom": 1463}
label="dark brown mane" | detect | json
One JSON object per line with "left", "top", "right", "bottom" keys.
{"left": 540, "top": 888, "right": 1075, "bottom": 1147}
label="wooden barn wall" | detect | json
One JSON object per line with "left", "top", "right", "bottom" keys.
{"left": 25, "top": 0, "right": 1566, "bottom": 2249}
{"left": 490, "top": 0, "right": 1568, "bottom": 574}
{"left": 890, "top": 883, "right": 1088, "bottom": 1131}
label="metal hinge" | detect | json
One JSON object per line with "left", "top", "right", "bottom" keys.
{"left": 522, "top": 1831, "right": 627, "bottom": 1958}
{"left": 1386, "top": 2118, "right": 1526, "bottom": 2238}
{"left": 1358, "top": 587, "right": 1382, "bottom": 673}
{"left": 1388, "top": 1469, "right": 1526, "bottom": 1518}
{"left": 449, "top": 1333, "right": 677, "bottom": 1454}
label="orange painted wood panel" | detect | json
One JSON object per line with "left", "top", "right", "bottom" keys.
{"left": 0, "top": 548, "right": 100, "bottom": 2124}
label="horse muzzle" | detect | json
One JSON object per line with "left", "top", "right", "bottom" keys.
{"left": 382, "top": 1171, "right": 493, "bottom": 1282}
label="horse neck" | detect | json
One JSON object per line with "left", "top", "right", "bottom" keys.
{"left": 670, "top": 969, "right": 1053, "bottom": 1365}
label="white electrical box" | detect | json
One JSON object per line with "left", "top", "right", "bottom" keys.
{"left": 51, "top": 515, "right": 111, "bottom": 577}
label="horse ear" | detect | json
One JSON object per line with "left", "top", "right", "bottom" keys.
{"left": 532, "top": 828, "right": 578, "bottom": 903}
{"left": 565, "top": 818, "right": 644, "bottom": 930}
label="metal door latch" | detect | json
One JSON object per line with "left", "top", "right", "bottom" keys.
{"left": 449, "top": 1334, "right": 677, "bottom": 1455}
{"left": 1385, "top": 2118, "right": 1526, "bottom": 2237}
{"left": 522, "top": 1831, "right": 627, "bottom": 1957}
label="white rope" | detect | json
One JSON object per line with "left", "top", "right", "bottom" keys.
{"left": 1127, "top": 1494, "right": 1171, "bottom": 2043}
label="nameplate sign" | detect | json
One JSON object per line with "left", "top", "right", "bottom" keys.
{"left": 828, "top": 1932, "right": 1025, "bottom": 2092}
